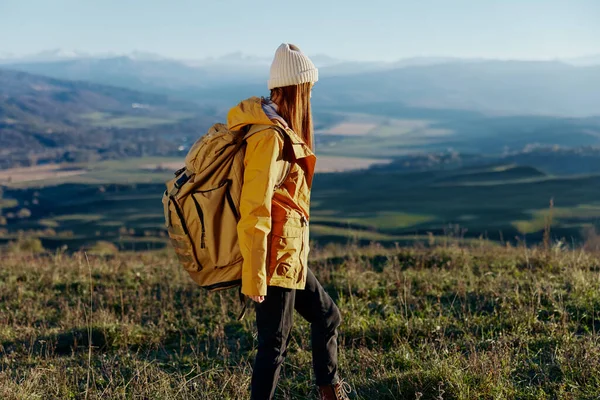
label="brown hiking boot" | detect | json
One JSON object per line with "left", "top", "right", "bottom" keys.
{"left": 318, "top": 379, "right": 352, "bottom": 400}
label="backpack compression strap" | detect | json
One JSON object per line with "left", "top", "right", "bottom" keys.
{"left": 237, "top": 288, "right": 249, "bottom": 321}
{"left": 164, "top": 167, "right": 194, "bottom": 228}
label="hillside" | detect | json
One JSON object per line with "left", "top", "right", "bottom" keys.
{"left": 3, "top": 61, "right": 600, "bottom": 173}
{"left": 371, "top": 145, "right": 600, "bottom": 176}
{"left": 1, "top": 244, "right": 599, "bottom": 399}
{"left": 0, "top": 69, "right": 219, "bottom": 169}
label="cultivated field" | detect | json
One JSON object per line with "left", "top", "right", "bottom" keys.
{"left": 0, "top": 165, "right": 87, "bottom": 185}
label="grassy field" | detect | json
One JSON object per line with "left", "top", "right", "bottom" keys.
{"left": 1, "top": 243, "right": 600, "bottom": 399}
{"left": 81, "top": 112, "right": 196, "bottom": 129}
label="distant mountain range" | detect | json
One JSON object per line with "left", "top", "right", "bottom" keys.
{"left": 3, "top": 48, "right": 599, "bottom": 67}
{"left": 0, "top": 49, "right": 173, "bottom": 63}
{"left": 315, "top": 61, "right": 600, "bottom": 117}
{"left": 2, "top": 50, "right": 600, "bottom": 117}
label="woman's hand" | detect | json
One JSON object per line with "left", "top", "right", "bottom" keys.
{"left": 249, "top": 295, "right": 265, "bottom": 303}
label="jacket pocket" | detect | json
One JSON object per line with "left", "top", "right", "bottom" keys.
{"left": 268, "top": 222, "right": 303, "bottom": 280}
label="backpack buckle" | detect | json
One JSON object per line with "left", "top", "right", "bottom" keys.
{"left": 174, "top": 170, "right": 192, "bottom": 189}
{"left": 174, "top": 166, "right": 186, "bottom": 176}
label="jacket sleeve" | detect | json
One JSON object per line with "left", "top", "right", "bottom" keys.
{"left": 237, "top": 128, "right": 284, "bottom": 296}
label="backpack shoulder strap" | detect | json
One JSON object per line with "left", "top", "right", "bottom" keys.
{"left": 244, "top": 124, "right": 293, "bottom": 189}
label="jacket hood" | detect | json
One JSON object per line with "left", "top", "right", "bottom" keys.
{"left": 227, "top": 97, "right": 276, "bottom": 131}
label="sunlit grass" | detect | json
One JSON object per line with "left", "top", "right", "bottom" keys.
{"left": 1, "top": 244, "right": 599, "bottom": 399}
{"left": 311, "top": 211, "right": 434, "bottom": 231}
{"left": 513, "top": 204, "right": 600, "bottom": 234}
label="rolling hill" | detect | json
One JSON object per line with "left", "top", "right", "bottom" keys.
{"left": 0, "top": 69, "right": 219, "bottom": 168}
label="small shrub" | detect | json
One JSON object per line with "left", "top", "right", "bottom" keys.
{"left": 9, "top": 236, "right": 45, "bottom": 253}
{"left": 17, "top": 208, "right": 32, "bottom": 218}
{"left": 42, "top": 228, "right": 57, "bottom": 236}
{"left": 583, "top": 226, "right": 600, "bottom": 252}
{"left": 88, "top": 240, "right": 119, "bottom": 255}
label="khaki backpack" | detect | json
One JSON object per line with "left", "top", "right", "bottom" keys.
{"left": 162, "top": 123, "right": 291, "bottom": 308}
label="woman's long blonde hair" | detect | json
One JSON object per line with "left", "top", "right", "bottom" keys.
{"left": 270, "top": 82, "right": 314, "bottom": 151}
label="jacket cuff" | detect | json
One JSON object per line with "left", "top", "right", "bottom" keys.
{"left": 242, "top": 279, "right": 267, "bottom": 297}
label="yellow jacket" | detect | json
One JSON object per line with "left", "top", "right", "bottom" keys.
{"left": 228, "top": 97, "right": 316, "bottom": 296}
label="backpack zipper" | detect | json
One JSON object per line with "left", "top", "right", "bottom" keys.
{"left": 169, "top": 195, "right": 203, "bottom": 269}
{"left": 224, "top": 180, "right": 240, "bottom": 221}
{"left": 170, "top": 196, "right": 190, "bottom": 236}
{"left": 190, "top": 196, "right": 206, "bottom": 248}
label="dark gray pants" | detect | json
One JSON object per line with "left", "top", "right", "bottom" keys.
{"left": 251, "top": 268, "right": 342, "bottom": 400}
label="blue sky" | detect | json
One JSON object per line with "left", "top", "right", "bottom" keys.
{"left": 1, "top": 0, "right": 599, "bottom": 61}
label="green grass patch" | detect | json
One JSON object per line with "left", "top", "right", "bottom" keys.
{"left": 52, "top": 214, "right": 103, "bottom": 222}
{"left": 356, "top": 212, "right": 434, "bottom": 230}
{"left": 310, "top": 223, "right": 403, "bottom": 241}
{"left": 0, "top": 199, "right": 18, "bottom": 209}
{"left": 96, "top": 221, "right": 125, "bottom": 227}
{"left": 38, "top": 219, "right": 60, "bottom": 228}
{"left": 513, "top": 204, "right": 600, "bottom": 234}
{"left": 122, "top": 213, "right": 163, "bottom": 221}
{"left": 81, "top": 113, "right": 180, "bottom": 129}
{"left": 312, "top": 211, "right": 434, "bottom": 231}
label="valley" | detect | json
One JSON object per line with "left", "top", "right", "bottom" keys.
{"left": 2, "top": 160, "right": 600, "bottom": 252}
{"left": 2, "top": 58, "right": 600, "bottom": 253}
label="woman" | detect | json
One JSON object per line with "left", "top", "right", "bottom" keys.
{"left": 227, "top": 43, "right": 351, "bottom": 400}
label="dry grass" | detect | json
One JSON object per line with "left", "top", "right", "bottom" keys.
{"left": 1, "top": 243, "right": 600, "bottom": 399}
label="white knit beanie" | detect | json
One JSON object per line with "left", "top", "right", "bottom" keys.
{"left": 268, "top": 43, "right": 319, "bottom": 90}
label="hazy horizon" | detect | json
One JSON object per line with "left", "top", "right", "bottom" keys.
{"left": 1, "top": 0, "right": 599, "bottom": 62}
{"left": 2, "top": 47, "right": 600, "bottom": 65}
